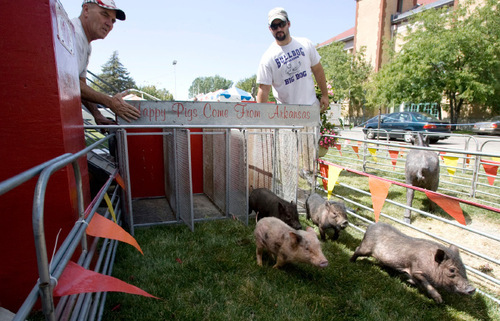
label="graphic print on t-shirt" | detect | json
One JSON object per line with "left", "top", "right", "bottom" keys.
{"left": 274, "top": 47, "right": 307, "bottom": 86}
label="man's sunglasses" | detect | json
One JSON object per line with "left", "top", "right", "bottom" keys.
{"left": 270, "top": 21, "right": 287, "bottom": 30}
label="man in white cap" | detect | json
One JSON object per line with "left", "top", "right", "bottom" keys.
{"left": 72, "top": 0, "right": 140, "bottom": 124}
{"left": 256, "top": 7, "right": 329, "bottom": 113}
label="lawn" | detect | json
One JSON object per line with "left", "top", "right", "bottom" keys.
{"left": 102, "top": 216, "right": 499, "bottom": 321}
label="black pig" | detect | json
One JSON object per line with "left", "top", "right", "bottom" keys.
{"left": 249, "top": 188, "right": 302, "bottom": 230}
{"left": 350, "top": 222, "right": 476, "bottom": 303}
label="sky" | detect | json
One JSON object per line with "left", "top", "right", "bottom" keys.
{"left": 61, "top": 0, "right": 356, "bottom": 100}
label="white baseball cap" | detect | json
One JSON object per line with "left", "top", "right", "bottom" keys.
{"left": 268, "top": 7, "right": 288, "bottom": 25}
{"left": 82, "top": 0, "right": 126, "bottom": 21}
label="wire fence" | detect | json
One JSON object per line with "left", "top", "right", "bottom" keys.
{"left": 314, "top": 132, "right": 500, "bottom": 304}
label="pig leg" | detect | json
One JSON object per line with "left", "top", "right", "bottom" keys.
{"left": 273, "top": 254, "right": 286, "bottom": 269}
{"left": 404, "top": 187, "right": 414, "bottom": 223}
{"left": 412, "top": 273, "right": 443, "bottom": 303}
{"left": 350, "top": 242, "right": 372, "bottom": 262}
{"left": 256, "top": 244, "right": 264, "bottom": 267}
{"left": 331, "top": 229, "right": 340, "bottom": 241}
{"left": 319, "top": 227, "right": 326, "bottom": 241}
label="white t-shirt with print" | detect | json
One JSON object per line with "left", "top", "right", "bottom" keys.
{"left": 257, "top": 36, "right": 321, "bottom": 105}
{"left": 71, "top": 17, "right": 91, "bottom": 79}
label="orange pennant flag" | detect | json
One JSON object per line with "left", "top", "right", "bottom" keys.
{"left": 115, "top": 173, "right": 126, "bottom": 191}
{"left": 319, "top": 163, "right": 329, "bottom": 190}
{"left": 368, "top": 177, "right": 391, "bottom": 222}
{"left": 425, "top": 191, "right": 466, "bottom": 225}
{"left": 351, "top": 145, "right": 359, "bottom": 154}
{"left": 88, "top": 213, "right": 143, "bottom": 255}
{"left": 388, "top": 150, "right": 399, "bottom": 169}
{"left": 335, "top": 143, "right": 342, "bottom": 156}
{"left": 481, "top": 160, "right": 499, "bottom": 186}
{"left": 54, "top": 261, "right": 158, "bottom": 299}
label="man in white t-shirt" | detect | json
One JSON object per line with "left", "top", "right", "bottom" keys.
{"left": 73, "top": 0, "right": 140, "bottom": 124}
{"left": 256, "top": 7, "right": 329, "bottom": 113}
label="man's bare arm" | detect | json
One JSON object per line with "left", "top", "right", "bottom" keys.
{"left": 256, "top": 84, "right": 272, "bottom": 103}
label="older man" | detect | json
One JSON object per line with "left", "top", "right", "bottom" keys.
{"left": 256, "top": 7, "right": 329, "bottom": 113}
{"left": 73, "top": 0, "right": 140, "bottom": 124}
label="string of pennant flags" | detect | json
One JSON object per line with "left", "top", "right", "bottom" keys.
{"left": 318, "top": 159, "right": 500, "bottom": 226}
{"left": 53, "top": 173, "right": 159, "bottom": 300}
{"left": 333, "top": 141, "right": 500, "bottom": 185}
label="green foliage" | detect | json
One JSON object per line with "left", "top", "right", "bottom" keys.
{"left": 369, "top": 0, "right": 500, "bottom": 123}
{"left": 317, "top": 42, "right": 372, "bottom": 112}
{"left": 236, "top": 75, "right": 257, "bottom": 100}
{"left": 188, "top": 75, "right": 233, "bottom": 98}
{"left": 137, "top": 85, "right": 174, "bottom": 101}
{"left": 91, "top": 51, "right": 137, "bottom": 95}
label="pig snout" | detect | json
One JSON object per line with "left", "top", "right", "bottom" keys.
{"left": 339, "top": 219, "right": 348, "bottom": 229}
{"left": 318, "top": 259, "right": 329, "bottom": 268}
{"left": 456, "top": 283, "right": 476, "bottom": 296}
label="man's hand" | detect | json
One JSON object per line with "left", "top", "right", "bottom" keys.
{"left": 109, "top": 93, "right": 141, "bottom": 122}
{"left": 319, "top": 95, "right": 329, "bottom": 113}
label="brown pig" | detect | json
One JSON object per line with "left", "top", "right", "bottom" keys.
{"left": 249, "top": 188, "right": 302, "bottom": 230}
{"left": 254, "top": 217, "right": 328, "bottom": 269}
{"left": 350, "top": 222, "right": 476, "bottom": 303}
{"left": 306, "top": 193, "right": 348, "bottom": 241}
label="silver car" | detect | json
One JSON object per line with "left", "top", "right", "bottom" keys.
{"left": 473, "top": 116, "right": 500, "bottom": 135}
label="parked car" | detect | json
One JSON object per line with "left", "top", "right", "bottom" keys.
{"left": 472, "top": 116, "right": 500, "bottom": 135}
{"left": 362, "top": 112, "right": 451, "bottom": 143}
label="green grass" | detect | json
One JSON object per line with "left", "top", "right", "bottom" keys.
{"left": 102, "top": 217, "right": 500, "bottom": 321}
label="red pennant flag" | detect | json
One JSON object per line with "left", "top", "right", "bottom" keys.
{"left": 425, "top": 191, "right": 466, "bottom": 225}
{"left": 482, "top": 160, "right": 499, "bottom": 186}
{"left": 388, "top": 150, "right": 399, "bottom": 169}
{"left": 87, "top": 213, "right": 143, "bottom": 255}
{"left": 54, "top": 261, "right": 158, "bottom": 299}
{"left": 368, "top": 177, "right": 391, "bottom": 222}
{"left": 319, "top": 163, "right": 329, "bottom": 190}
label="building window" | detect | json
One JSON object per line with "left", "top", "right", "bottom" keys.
{"left": 397, "top": 0, "right": 403, "bottom": 12}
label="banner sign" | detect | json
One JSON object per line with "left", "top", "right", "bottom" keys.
{"left": 121, "top": 101, "right": 320, "bottom": 127}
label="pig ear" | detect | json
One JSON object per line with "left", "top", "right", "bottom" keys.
{"left": 449, "top": 244, "right": 459, "bottom": 254}
{"left": 434, "top": 249, "right": 448, "bottom": 264}
{"left": 289, "top": 231, "right": 303, "bottom": 247}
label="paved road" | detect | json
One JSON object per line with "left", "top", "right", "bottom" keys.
{"left": 339, "top": 127, "right": 500, "bottom": 156}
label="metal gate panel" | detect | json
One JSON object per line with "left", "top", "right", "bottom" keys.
{"left": 213, "top": 130, "right": 227, "bottom": 213}
{"left": 116, "top": 129, "right": 134, "bottom": 233}
{"left": 203, "top": 129, "right": 214, "bottom": 201}
{"left": 275, "top": 129, "right": 298, "bottom": 203}
{"left": 229, "top": 129, "right": 247, "bottom": 224}
{"left": 247, "top": 130, "right": 274, "bottom": 190}
{"left": 164, "top": 129, "right": 178, "bottom": 220}
{"left": 175, "top": 129, "right": 194, "bottom": 231}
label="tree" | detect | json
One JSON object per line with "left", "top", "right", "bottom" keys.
{"left": 188, "top": 75, "right": 232, "bottom": 98}
{"left": 91, "top": 51, "right": 136, "bottom": 95}
{"left": 317, "top": 41, "right": 372, "bottom": 119}
{"left": 236, "top": 75, "right": 257, "bottom": 100}
{"left": 368, "top": 0, "right": 500, "bottom": 123}
{"left": 137, "top": 85, "right": 174, "bottom": 101}
{"left": 236, "top": 75, "right": 276, "bottom": 102}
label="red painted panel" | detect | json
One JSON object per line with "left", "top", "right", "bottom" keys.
{"left": 127, "top": 129, "right": 166, "bottom": 198}
{"left": 0, "top": 0, "right": 89, "bottom": 310}
{"left": 190, "top": 129, "right": 204, "bottom": 194}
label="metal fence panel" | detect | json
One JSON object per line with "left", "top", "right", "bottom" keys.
{"left": 275, "top": 129, "right": 298, "bottom": 203}
{"left": 176, "top": 129, "right": 194, "bottom": 231}
{"left": 164, "top": 128, "right": 178, "bottom": 220}
{"left": 229, "top": 129, "right": 248, "bottom": 224}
